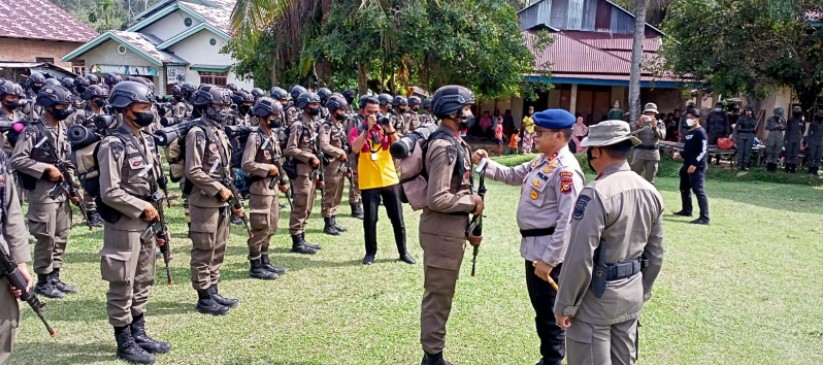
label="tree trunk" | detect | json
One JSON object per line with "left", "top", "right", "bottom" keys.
{"left": 629, "top": 0, "right": 649, "bottom": 123}
{"left": 357, "top": 63, "right": 368, "bottom": 94}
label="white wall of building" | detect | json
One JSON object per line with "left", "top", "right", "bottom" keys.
{"left": 140, "top": 9, "right": 203, "bottom": 42}
{"left": 167, "top": 29, "right": 254, "bottom": 90}
{"left": 81, "top": 40, "right": 165, "bottom": 92}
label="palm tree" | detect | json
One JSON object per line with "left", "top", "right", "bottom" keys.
{"left": 629, "top": 0, "right": 649, "bottom": 122}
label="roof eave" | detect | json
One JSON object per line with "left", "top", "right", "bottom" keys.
{"left": 157, "top": 23, "right": 230, "bottom": 50}
{"left": 62, "top": 32, "right": 164, "bottom": 67}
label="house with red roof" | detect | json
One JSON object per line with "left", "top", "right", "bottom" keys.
{"left": 0, "top": 0, "right": 97, "bottom": 79}
{"left": 63, "top": 0, "right": 252, "bottom": 95}
{"left": 481, "top": 0, "right": 685, "bottom": 126}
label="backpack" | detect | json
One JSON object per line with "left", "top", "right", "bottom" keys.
{"left": 397, "top": 130, "right": 466, "bottom": 211}
{"left": 160, "top": 120, "right": 199, "bottom": 183}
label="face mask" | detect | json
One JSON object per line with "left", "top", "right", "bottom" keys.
{"left": 267, "top": 117, "right": 282, "bottom": 128}
{"left": 345, "top": 97, "right": 354, "bottom": 105}
{"left": 50, "top": 106, "right": 73, "bottom": 121}
{"left": 206, "top": 106, "right": 230, "bottom": 122}
{"left": 586, "top": 148, "right": 597, "bottom": 173}
{"left": 239, "top": 105, "right": 251, "bottom": 116}
{"left": 31, "top": 85, "right": 42, "bottom": 94}
{"left": 686, "top": 118, "right": 697, "bottom": 127}
{"left": 458, "top": 111, "right": 474, "bottom": 130}
{"left": 793, "top": 112, "right": 802, "bottom": 118}
{"left": 2, "top": 100, "right": 19, "bottom": 111}
{"left": 307, "top": 107, "right": 320, "bottom": 116}
{"left": 334, "top": 112, "right": 346, "bottom": 121}
{"left": 715, "top": 108, "right": 722, "bottom": 112}
{"left": 94, "top": 99, "right": 107, "bottom": 108}
{"left": 132, "top": 109, "right": 155, "bottom": 127}
{"left": 412, "top": 106, "right": 419, "bottom": 112}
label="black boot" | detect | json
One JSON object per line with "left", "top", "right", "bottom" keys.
{"left": 790, "top": 163, "right": 797, "bottom": 173}
{"left": 131, "top": 314, "right": 172, "bottom": 354}
{"left": 397, "top": 242, "right": 416, "bottom": 265}
{"left": 209, "top": 284, "right": 238, "bottom": 308}
{"left": 767, "top": 162, "right": 776, "bottom": 172}
{"left": 51, "top": 268, "right": 77, "bottom": 294}
{"left": 195, "top": 289, "right": 229, "bottom": 316}
{"left": 231, "top": 215, "right": 243, "bottom": 225}
{"left": 89, "top": 210, "right": 104, "bottom": 228}
{"left": 300, "top": 233, "right": 321, "bottom": 250}
{"left": 35, "top": 274, "right": 64, "bottom": 299}
{"left": 362, "top": 253, "right": 375, "bottom": 265}
{"left": 421, "top": 352, "right": 453, "bottom": 365}
{"left": 331, "top": 216, "right": 348, "bottom": 232}
{"left": 261, "top": 255, "right": 287, "bottom": 274}
{"left": 351, "top": 203, "right": 364, "bottom": 220}
{"left": 249, "top": 258, "right": 278, "bottom": 280}
{"left": 810, "top": 166, "right": 819, "bottom": 175}
{"left": 323, "top": 217, "right": 341, "bottom": 236}
{"left": 115, "top": 325, "right": 156, "bottom": 364}
{"left": 784, "top": 163, "right": 791, "bottom": 172}
{"left": 290, "top": 235, "right": 317, "bottom": 255}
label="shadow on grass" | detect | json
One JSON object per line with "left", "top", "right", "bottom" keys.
{"left": 24, "top": 299, "right": 194, "bottom": 323}
{"left": 12, "top": 341, "right": 112, "bottom": 365}
{"left": 224, "top": 360, "right": 323, "bottom": 365}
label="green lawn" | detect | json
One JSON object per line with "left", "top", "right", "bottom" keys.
{"left": 10, "top": 165, "right": 823, "bottom": 365}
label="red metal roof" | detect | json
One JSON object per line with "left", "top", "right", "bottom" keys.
{"left": 0, "top": 0, "right": 97, "bottom": 43}
{"left": 525, "top": 30, "right": 678, "bottom": 81}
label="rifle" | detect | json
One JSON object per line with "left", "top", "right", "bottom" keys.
{"left": 466, "top": 165, "right": 487, "bottom": 277}
{"left": 47, "top": 159, "right": 93, "bottom": 230}
{"left": 268, "top": 159, "right": 293, "bottom": 210}
{"left": 311, "top": 130, "right": 325, "bottom": 191}
{"left": 0, "top": 244, "right": 56, "bottom": 337}
{"left": 149, "top": 187, "right": 173, "bottom": 285}
{"left": 223, "top": 176, "right": 251, "bottom": 236}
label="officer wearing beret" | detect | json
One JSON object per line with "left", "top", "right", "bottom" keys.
{"left": 553, "top": 121, "right": 665, "bottom": 365}
{"left": 473, "top": 109, "right": 585, "bottom": 365}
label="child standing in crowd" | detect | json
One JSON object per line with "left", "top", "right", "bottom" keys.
{"left": 494, "top": 120, "right": 504, "bottom": 156}
{"left": 507, "top": 128, "right": 521, "bottom": 155}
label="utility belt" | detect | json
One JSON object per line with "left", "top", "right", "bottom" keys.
{"left": 636, "top": 144, "right": 659, "bottom": 150}
{"left": 600, "top": 256, "right": 648, "bottom": 281}
{"left": 520, "top": 226, "right": 556, "bottom": 237}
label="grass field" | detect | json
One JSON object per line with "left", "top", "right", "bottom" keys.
{"left": 10, "top": 159, "right": 823, "bottom": 365}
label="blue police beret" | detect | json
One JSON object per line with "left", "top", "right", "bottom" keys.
{"left": 532, "top": 109, "right": 575, "bottom": 130}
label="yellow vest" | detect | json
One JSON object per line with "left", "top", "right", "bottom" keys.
{"left": 358, "top": 142, "right": 399, "bottom": 190}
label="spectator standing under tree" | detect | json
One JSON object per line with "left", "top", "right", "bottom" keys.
{"left": 507, "top": 129, "right": 521, "bottom": 155}
{"left": 494, "top": 119, "right": 505, "bottom": 156}
{"left": 607, "top": 99, "right": 625, "bottom": 121}
{"left": 523, "top": 106, "right": 536, "bottom": 154}
{"left": 503, "top": 109, "right": 515, "bottom": 137}
{"left": 479, "top": 111, "right": 492, "bottom": 138}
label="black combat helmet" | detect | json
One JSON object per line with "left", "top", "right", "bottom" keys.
{"left": 325, "top": 93, "right": 348, "bottom": 114}
{"left": 250, "top": 87, "right": 265, "bottom": 99}
{"left": 192, "top": 85, "right": 232, "bottom": 107}
{"left": 108, "top": 81, "right": 155, "bottom": 109}
{"left": 104, "top": 73, "right": 122, "bottom": 88}
{"left": 270, "top": 87, "right": 288, "bottom": 101}
{"left": 86, "top": 73, "right": 100, "bottom": 85}
{"left": 377, "top": 93, "right": 392, "bottom": 106}
{"left": 431, "top": 85, "right": 475, "bottom": 118}
{"left": 36, "top": 85, "right": 75, "bottom": 108}
{"left": 296, "top": 91, "right": 321, "bottom": 110}
{"left": 290, "top": 85, "right": 307, "bottom": 100}
{"left": 252, "top": 97, "right": 283, "bottom": 118}
{"left": 231, "top": 90, "right": 254, "bottom": 105}
{"left": 392, "top": 95, "right": 408, "bottom": 107}
{"left": 80, "top": 84, "right": 109, "bottom": 101}
{"left": 317, "top": 87, "right": 332, "bottom": 104}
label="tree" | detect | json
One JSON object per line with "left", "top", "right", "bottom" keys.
{"left": 229, "top": 0, "right": 551, "bottom": 100}
{"left": 629, "top": 0, "right": 649, "bottom": 122}
{"left": 663, "top": 0, "right": 822, "bottom": 115}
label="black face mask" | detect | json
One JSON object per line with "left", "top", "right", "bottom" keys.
{"left": 2, "top": 100, "right": 19, "bottom": 111}
{"left": 345, "top": 97, "right": 354, "bottom": 105}
{"left": 586, "top": 148, "right": 597, "bottom": 173}
{"left": 307, "top": 107, "right": 320, "bottom": 116}
{"left": 334, "top": 112, "right": 346, "bottom": 121}
{"left": 94, "top": 99, "right": 107, "bottom": 108}
{"left": 50, "top": 106, "right": 73, "bottom": 121}
{"left": 267, "top": 117, "right": 282, "bottom": 128}
{"left": 132, "top": 109, "right": 155, "bottom": 127}
{"left": 239, "top": 105, "right": 251, "bottom": 116}
{"left": 793, "top": 112, "right": 802, "bottom": 118}
{"left": 458, "top": 112, "right": 474, "bottom": 130}
{"left": 31, "top": 85, "right": 42, "bottom": 94}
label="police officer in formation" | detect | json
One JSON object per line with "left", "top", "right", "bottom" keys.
{"left": 630, "top": 102, "right": 666, "bottom": 184}
{"left": 230, "top": 90, "right": 254, "bottom": 127}
{"left": 418, "top": 85, "right": 483, "bottom": 365}
{"left": 285, "top": 91, "right": 324, "bottom": 254}
{"left": 421, "top": 99, "right": 436, "bottom": 126}
{"left": 0, "top": 81, "right": 26, "bottom": 154}
{"left": 319, "top": 93, "right": 351, "bottom": 235}
{"left": 764, "top": 107, "right": 786, "bottom": 172}
{"left": 784, "top": 106, "right": 805, "bottom": 173}
{"left": 390, "top": 96, "right": 410, "bottom": 134}
{"left": 554, "top": 120, "right": 665, "bottom": 365}
{"left": 317, "top": 87, "right": 332, "bottom": 120}
{"left": 11, "top": 84, "right": 79, "bottom": 299}
{"left": 705, "top": 102, "right": 730, "bottom": 165}
{"left": 473, "top": 108, "right": 585, "bottom": 365}
{"left": 0, "top": 142, "right": 31, "bottom": 364}
{"left": 284, "top": 85, "right": 307, "bottom": 125}
{"left": 73, "top": 84, "right": 110, "bottom": 227}
{"left": 184, "top": 85, "right": 243, "bottom": 315}
{"left": 98, "top": 81, "right": 171, "bottom": 364}
{"left": 805, "top": 111, "right": 822, "bottom": 175}
{"left": 733, "top": 107, "right": 758, "bottom": 171}
{"left": 241, "top": 97, "right": 289, "bottom": 280}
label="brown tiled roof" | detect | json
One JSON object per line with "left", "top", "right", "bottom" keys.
{"left": 182, "top": 0, "right": 235, "bottom": 34}
{"left": 0, "top": 0, "right": 97, "bottom": 43}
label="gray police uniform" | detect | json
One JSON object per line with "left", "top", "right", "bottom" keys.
{"left": 0, "top": 153, "right": 30, "bottom": 364}
{"left": 765, "top": 112, "right": 785, "bottom": 164}
{"left": 630, "top": 118, "right": 665, "bottom": 183}
{"left": 482, "top": 146, "right": 584, "bottom": 363}
{"left": 806, "top": 120, "right": 822, "bottom": 171}
{"left": 555, "top": 162, "right": 664, "bottom": 365}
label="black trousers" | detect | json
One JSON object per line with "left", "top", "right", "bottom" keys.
{"left": 524, "top": 260, "right": 565, "bottom": 365}
{"left": 679, "top": 164, "right": 710, "bottom": 221}
{"left": 361, "top": 184, "right": 407, "bottom": 256}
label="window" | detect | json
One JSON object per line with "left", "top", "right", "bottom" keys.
{"left": 71, "top": 60, "right": 85, "bottom": 75}
{"left": 199, "top": 71, "right": 227, "bottom": 86}
{"left": 35, "top": 57, "right": 55, "bottom": 64}
{"left": 184, "top": 17, "right": 193, "bottom": 27}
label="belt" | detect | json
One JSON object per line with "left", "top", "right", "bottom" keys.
{"left": 636, "top": 144, "right": 659, "bottom": 150}
{"left": 738, "top": 130, "right": 755, "bottom": 134}
{"left": 605, "top": 256, "right": 649, "bottom": 281}
{"left": 520, "top": 226, "right": 556, "bottom": 237}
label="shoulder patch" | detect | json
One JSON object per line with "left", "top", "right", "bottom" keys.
{"left": 194, "top": 130, "right": 206, "bottom": 146}
{"left": 573, "top": 195, "right": 592, "bottom": 220}
{"left": 445, "top": 144, "right": 458, "bottom": 165}
{"left": 559, "top": 171, "right": 574, "bottom": 177}
{"left": 109, "top": 140, "right": 125, "bottom": 159}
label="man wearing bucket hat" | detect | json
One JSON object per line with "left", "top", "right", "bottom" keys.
{"left": 630, "top": 103, "right": 666, "bottom": 183}
{"left": 553, "top": 120, "right": 665, "bottom": 365}
{"left": 472, "top": 109, "right": 585, "bottom": 365}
